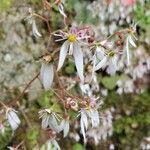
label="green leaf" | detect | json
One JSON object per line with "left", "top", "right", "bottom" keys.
{"left": 73, "top": 143, "right": 85, "bottom": 150}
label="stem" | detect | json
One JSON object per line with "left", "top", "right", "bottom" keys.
{"left": 9, "top": 72, "right": 39, "bottom": 106}
{"left": 0, "top": 101, "right": 7, "bottom": 109}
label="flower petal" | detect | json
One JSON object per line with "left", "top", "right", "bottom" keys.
{"left": 73, "top": 43, "right": 84, "bottom": 82}
{"left": 129, "top": 35, "right": 136, "bottom": 47}
{"left": 32, "top": 20, "right": 42, "bottom": 38}
{"left": 63, "top": 120, "right": 70, "bottom": 137}
{"left": 126, "top": 37, "right": 130, "bottom": 66}
{"left": 58, "top": 4, "right": 67, "bottom": 18}
{"left": 57, "top": 41, "right": 69, "bottom": 71}
{"left": 7, "top": 110, "right": 20, "bottom": 130}
{"left": 52, "top": 139, "right": 61, "bottom": 150}
{"left": 94, "top": 56, "right": 107, "bottom": 71}
{"left": 41, "top": 114, "right": 49, "bottom": 129}
{"left": 40, "top": 63, "right": 54, "bottom": 90}
{"left": 49, "top": 114, "right": 61, "bottom": 133}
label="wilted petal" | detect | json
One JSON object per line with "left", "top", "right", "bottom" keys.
{"left": 73, "top": 43, "right": 84, "bottom": 82}
{"left": 40, "top": 63, "right": 54, "bottom": 90}
{"left": 57, "top": 41, "right": 69, "bottom": 71}
{"left": 32, "top": 19, "right": 42, "bottom": 38}
{"left": 94, "top": 56, "right": 107, "bottom": 71}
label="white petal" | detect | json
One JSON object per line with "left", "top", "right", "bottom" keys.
{"left": 40, "top": 63, "right": 54, "bottom": 90}
{"left": 52, "top": 139, "right": 61, "bottom": 150}
{"left": 96, "top": 47, "right": 105, "bottom": 60}
{"left": 41, "top": 114, "right": 49, "bottom": 129}
{"left": 126, "top": 38, "right": 130, "bottom": 66}
{"left": 73, "top": 43, "right": 84, "bottom": 82}
{"left": 32, "top": 20, "right": 42, "bottom": 38}
{"left": 63, "top": 120, "right": 69, "bottom": 137}
{"left": 7, "top": 110, "right": 20, "bottom": 130}
{"left": 94, "top": 56, "right": 107, "bottom": 71}
{"left": 49, "top": 114, "right": 60, "bottom": 133}
{"left": 57, "top": 41, "right": 69, "bottom": 71}
{"left": 129, "top": 35, "right": 136, "bottom": 47}
{"left": 107, "top": 57, "right": 117, "bottom": 75}
{"left": 91, "top": 54, "right": 96, "bottom": 81}
{"left": 58, "top": 4, "right": 67, "bottom": 18}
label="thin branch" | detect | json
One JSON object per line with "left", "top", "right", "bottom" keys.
{"left": 8, "top": 72, "right": 40, "bottom": 106}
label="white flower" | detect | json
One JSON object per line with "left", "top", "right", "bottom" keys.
{"left": 40, "top": 63, "right": 54, "bottom": 90}
{"left": 55, "top": 28, "right": 89, "bottom": 82}
{"left": 125, "top": 24, "right": 137, "bottom": 66}
{"left": 116, "top": 79, "right": 134, "bottom": 94}
{"left": 94, "top": 50, "right": 118, "bottom": 75}
{"left": 39, "top": 109, "right": 61, "bottom": 132}
{"left": 46, "top": 139, "right": 61, "bottom": 150}
{"left": 59, "top": 119, "right": 70, "bottom": 137}
{"left": 6, "top": 108, "right": 21, "bottom": 130}
{"left": 80, "top": 97, "right": 100, "bottom": 143}
{"left": 79, "top": 83, "right": 92, "bottom": 97}
{"left": 25, "top": 8, "right": 42, "bottom": 38}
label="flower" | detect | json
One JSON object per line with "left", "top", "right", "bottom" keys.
{"left": 39, "top": 109, "right": 61, "bottom": 132}
{"left": 46, "top": 139, "right": 61, "bottom": 150}
{"left": 6, "top": 108, "right": 21, "bottom": 130}
{"left": 66, "top": 97, "right": 78, "bottom": 111}
{"left": 40, "top": 55, "right": 54, "bottom": 90}
{"left": 55, "top": 27, "right": 89, "bottom": 82}
{"left": 94, "top": 49, "right": 119, "bottom": 75}
{"left": 80, "top": 97, "right": 100, "bottom": 143}
{"left": 125, "top": 25, "right": 137, "bottom": 66}
{"left": 40, "top": 63, "right": 54, "bottom": 90}
{"left": 25, "top": 8, "right": 42, "bottom": 38}
{"left": 116, "top": 79, "right": 134, "bottom": 94}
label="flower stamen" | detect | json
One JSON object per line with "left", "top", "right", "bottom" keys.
{"left": 68, "top": 34, "right": 77, "bottom": 42}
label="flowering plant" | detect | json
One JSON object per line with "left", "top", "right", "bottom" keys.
{"left": 0, "top": 0, "right": 149, "bottom": 149}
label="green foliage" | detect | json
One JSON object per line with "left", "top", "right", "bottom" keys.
{"left": 64, "top": 59, "right": 76, "bottom": 75}
{"left": 99, "top": 74, "right": 129, "bottom": 90}
{"left": 37, "top": 91, "right": 54, "bottom": 107}
{"left": 73, "top": 143, "right": 85, "bottom": 150}
{"left": 134, "top": 2, "right": 150, "bottom": 27}
{"left": 0, "top": 0, "right": 12, "bottom": 11}
{"left": 105, "top": 91, "right": 150, "bottom": 148}
{"left": 66, "top": 0, "right": 98, "bottom": 24}
{"left": 26, "top": 125, "right": 40, "bottom": 149}
{"left": 0, "top": 123, "right": 13, "bottom": 149}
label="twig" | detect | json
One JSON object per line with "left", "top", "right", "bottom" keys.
{"left": 8, "top": 72, "right": 39, "bottom": 106}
